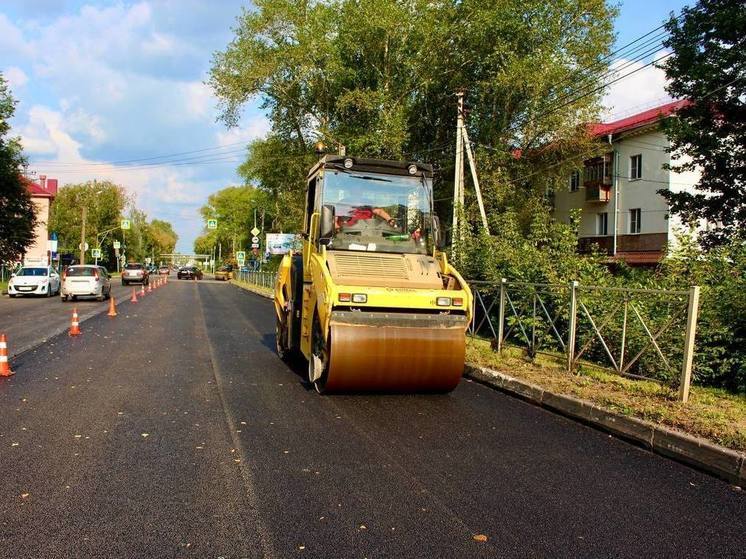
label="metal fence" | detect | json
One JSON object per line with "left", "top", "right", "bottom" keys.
{"left": 235, "top": 270, "right": 277, "bottom": 290}
{"left": 470, "top": 279, "right": 700, "bottom": 402}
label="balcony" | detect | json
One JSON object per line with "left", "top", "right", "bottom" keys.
{"left": 585, "top": 184, "right": 611, "bottom": 202}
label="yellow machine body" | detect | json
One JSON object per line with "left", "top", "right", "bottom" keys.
{"left": 274, "top": 156, "right": 472, "bottom": 393}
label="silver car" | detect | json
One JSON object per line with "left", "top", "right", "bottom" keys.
{"left": 61, "top": 265, "right": 112, "bottom": 302}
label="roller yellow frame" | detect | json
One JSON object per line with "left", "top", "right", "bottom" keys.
{"left": 274, "top": 156, "right": 472, "bottom": 393}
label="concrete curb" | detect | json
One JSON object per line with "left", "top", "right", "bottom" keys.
{"left": 230, "top": 280, "right": 273, "bottom": 299}
{"left": 465, "top": 364, "right": 745, "bottom": 487}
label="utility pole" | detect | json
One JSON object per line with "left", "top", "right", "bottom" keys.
{"left": 451, "top": 90, "right": 490, "bottom": 260}
{"left": 80, "top": 207, "right": 87, "bottom": 265}
{"left": 452, "top": 91, "right": 465, "bottom": 263}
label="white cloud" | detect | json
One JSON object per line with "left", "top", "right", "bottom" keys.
{"left": 0, "top": 14, "right": 30, "bottom": 57}
{"left": 602, "top": 51, "right": 673, "bottom": 120}
{"left": 216, "top": 116, "right": 271, "bottom": 147}
{"left": 4, "top": 66, "right": 28, "bottom": 88}
{"left": 2, "top": 1, "right": 258, "bottom": 251}
{"left": 183, "top": 81, "right": 215, "bottom": 118}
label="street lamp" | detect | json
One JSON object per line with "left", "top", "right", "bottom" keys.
{"left": 94, "top": 225, "right": 122, "bottom": 266}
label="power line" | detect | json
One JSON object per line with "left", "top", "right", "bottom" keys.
{"left": 29, "top": 139, "right": 252, "bottom": 168}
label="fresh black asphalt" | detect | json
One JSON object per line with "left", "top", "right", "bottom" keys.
{"left": 0, "top": 281, "right": 743, "bottom": 558}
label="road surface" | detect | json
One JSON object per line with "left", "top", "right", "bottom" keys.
{"left": 0, "top": 281, "right": 743, "bottom": 558}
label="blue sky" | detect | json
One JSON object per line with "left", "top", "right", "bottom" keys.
{"left": 1, "top": 0, "right": 689, "bottom": 251}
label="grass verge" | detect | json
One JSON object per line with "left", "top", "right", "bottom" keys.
{"left": 467, "top": 337, "right": 746, "bottom": 452}
{"left": 0, "top": 280, "right": 7, "bottom": 294}
{"left": 231, "top": 279, "right": 273, "bottom": 298}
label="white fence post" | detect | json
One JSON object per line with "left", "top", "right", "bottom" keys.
{"left": 678, "top": 285, "right": 700, "bottom": 403}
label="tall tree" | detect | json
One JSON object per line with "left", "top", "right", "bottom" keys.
{"left": 149, "top": 219, "right": 179, "bottom": 257}
{"left": 210, "top": 0, "right": 615, "bottom": 237}
{"left": 0, "top": 73, "right": 36, "bottom": 264}
{"left": 196, "top": 185, "right": 272, "bottom": 257}
{"left": 660, "top": 0, "right": 746, "bottom": 246}
{"left": 48, "top": 180, "right": 129, "bottom": 263}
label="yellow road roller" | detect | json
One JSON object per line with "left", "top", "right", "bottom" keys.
{"left": 274, "top": 155, "right": 472, "bottom": 393}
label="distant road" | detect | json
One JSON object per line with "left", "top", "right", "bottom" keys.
{"left": 0, "top": 281, "right": 743, "bottom": 558}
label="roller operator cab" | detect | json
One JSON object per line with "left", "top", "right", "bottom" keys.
{"left": 274, "top": 156, "right": 472, "bottom": 393}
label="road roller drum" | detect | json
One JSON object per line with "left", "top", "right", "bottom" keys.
{"left": 316, "top": 311, "right": 467, "bottom": 392}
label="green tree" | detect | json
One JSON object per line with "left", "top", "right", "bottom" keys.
{"left": 659, "top": 0, "right": 746, "bottom": 246}
{"left": 48, "top": 180, "right": 128, "bottom": 264}
{"left": 196, "top": 185, "right": 271, "bottom": 258}
{"left": 0, "top": 73, "right": 36, "bottom": 264}
{"left": 148, "top": 219, "right": 179, "bottom": 259}
{"left": 210, "top": 0, "right": 615, "bottom": 238}
{"left": 237, "top": 136, "right": 314, "bottom": 232}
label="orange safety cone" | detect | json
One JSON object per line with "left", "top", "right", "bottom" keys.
{"left": 140, "top": 284, "right": 146, "bottom": 297}
{"left": 130, "top": 287, "right": 138, "bottom": 303}
{"left": 0, "top": 333, "right": 14, "bottom": 377}
{"left": 69, "top": 308, "right": 81, "bottom": 336}
{"left": 147, "top": 282, "right": 153, "bottom": 294}
{"left": 107, "top": 295, "right": 118, "bottom": 317}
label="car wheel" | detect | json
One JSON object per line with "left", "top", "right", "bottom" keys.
{"left": 71, "top": 295, "right": 77, "bottom": 301}
{"left": 122, "top": 280, "right": 127, "bottom": 286}
{"left": 47, "top": 288, "right": 52, "bottom": 297}
{"left": 8, "top": 294, "right": 16, "bottom": 298}
{"left": 61, "top": 294, "right": 68, "bottom": 302}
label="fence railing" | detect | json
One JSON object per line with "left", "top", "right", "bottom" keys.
{"left": 470, "top": 279, "right": 700, "bottom": 402}
{"left": 235, "top": 270, "right": 277, "bottom": 290}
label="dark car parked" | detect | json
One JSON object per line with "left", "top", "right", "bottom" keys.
{"left": 122, "top": 263, "right": 150, "bottom": 286}
{"left": 177, "top": 266, "right": 203, "bottom": 280}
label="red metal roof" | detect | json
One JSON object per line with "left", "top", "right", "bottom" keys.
{"left": 21, "top": 176, "right": 57, "bottom": 198}
{"left": 590, "top": 99, "right": 690, "bottom": 138}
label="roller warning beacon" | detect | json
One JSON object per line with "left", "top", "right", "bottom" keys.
{"left": 274, "top": 155, "right": 472, "bottom": 393}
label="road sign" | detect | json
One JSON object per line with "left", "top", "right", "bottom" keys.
{"left": 91, "top": 248, "right": 101, "bottom": 258}
{"left": 251, "top": 227, "right": 260, "bottom": 236}
{"left": 145, "top": 257, "right": 152, "bottom": 264}
{"left": 251, "top": 236, "right": 259, "bottom": 243}
{"left": 251, "top": 243, "right": 259, "bottom": 249}
{"left": 113, "top": 241, "right": 121, "bottom": 249}
{"left": 120, "top": 219, "right": 131, "bottom": 230}
{"left": 236, "top": 251, "right": 246, "bottom": 261}
{"left": 252, "top": 248, "right": 259, "bottom": 256}
{"left": 79, "top": 242, "right": 89, "bottom": 251}
{"left": 207, "top": 219, "right": 218, "bottom": 230}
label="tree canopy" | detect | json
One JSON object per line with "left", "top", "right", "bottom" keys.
{"left": 194, "top": 185, "right": 271, "bottom": 258}
{"left": 660, "top": 0, "right": 746, "bottom": 246}
{"left": 0, "top": 73, "right": 36, "bottom": 264}
{"left": 210, "top": 0, "right": 616, "bottom": 239}
{"left": 48, "top": 180, "right": 177, "bottom": 266}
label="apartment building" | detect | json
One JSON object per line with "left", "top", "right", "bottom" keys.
{"left": 22, "top": 175, "right": 58, "bottom": 265}
{"left": 552, "top": 100, "right": 699, "bottom": 265}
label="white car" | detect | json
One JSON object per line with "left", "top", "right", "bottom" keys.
{"left": 61, "top": 265, "right": 112, "bottom": 302}
{"left": 7, "top": 266, "right": 61, "bottom": 298}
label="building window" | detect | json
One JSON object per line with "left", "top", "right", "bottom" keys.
{"left": 597, "top": 212, "right": 608, "bottom": 236}
{"left": 630, "top": 208, "right": 641, "bottom": 234}
{"left": 630, "top": 154, "right": 642, "bottom": 180}
{"left": 570, "top": 170, "right": 580, "bottom": 192}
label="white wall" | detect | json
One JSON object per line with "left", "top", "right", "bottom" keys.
{"left": 24, "top": 197, "right": 50, "bottom": 264}
{"left": 553, "top": 128, "right": 685, "bottom": 240}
